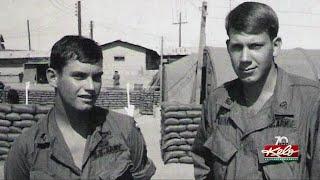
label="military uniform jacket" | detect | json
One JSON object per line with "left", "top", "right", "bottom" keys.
{"left": 4, "top": 106, "right": 156, "bottom": 180}
{"left": 192, "top": 68, "right": 320, "bottom": 180}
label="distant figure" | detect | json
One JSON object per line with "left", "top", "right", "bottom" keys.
{"left": 7, "top": 89, "right": 19, "bottom": 104}
{"left": 113, "top": 70, "right": 120, "bottom": 87}
{"left": 18, "top": 72, "right": 23, "bottom": 83}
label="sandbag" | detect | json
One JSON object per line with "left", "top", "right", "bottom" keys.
{"left": 0, "top": 112, "right": 6, "bottom": 119}
{"left": 164, "top": 111, "right": 187, "bottom": 119}
{"left": 35, "top": 104, "right": 52, "bottom": 114}
{"left": 186, "top": 110, "right": 202, "bottom": 118}
{"left": 34, "top": 114, "right": 47, "bottom": 121}
{"left": 178, "top": 144, "right": 192, "bottom": 151}
{"left": 162, "top": 132, "right": 180, "bottom": 141}
{"left": 162, "top": 103, "right": 202, "bottom": 112}
{"left": 0, "top": 104, "right": 11, "bottom": 113}
{"left": 7, "top": 133, "right": 20, "bottom": 142}
{"left": 0, "top": 126, "right": 10, "bottom": 134}
{"left": 11, "top": 104, "right": 36, "bottom": 114}
{"left": 164, "top": 118, "right": 179, "bottom": 126}
{"left": 164, "top": 125, "right": 187, "bottom": 133}
{"left": 0, "top": 154, "right": 7, "bottom": 161}
{"left": 0, "top": 147, "right": 9, "bottom": 155}
{"left": 0, "top": 119, "right": 11, "bottom": 127}
{"left": 163, "top": 138, "right": 187, "bottom": 149}
{"left": 187, "top": 124, "right": 199, "bottom": 131}
{"left": 20, "top": 113, "right": 34, "bottom": 120}
{"left": 9, "top": 126, "right": 22, "bottom": 133}
{"left": 166, "top": 158, "right": 179, "bottom": 164}
{"left": 0, "top": 141, "right": 10, "bottom": 148}
{"left": 164, "top": 150, "right": 187, "bottom": 162}
{"left": 179, "top": 156, "right": 193, "bottom": 164}
{"left": 0, "top": 133, "right": 8, "bottom": 141}
{"left": 186, "top": 138, "right": 195, "bottom": 145}
{"left": 193, "top": 117, "right": 201, "bottom": 124}
{"left": 179, "top": 131, "right": 197, "bottom": 139}
{"left": 179, "top": 118, "right": 193, "bottom": 125}
{"left": 166, "top": 145, "right": 180, "bottom": 151}
{"left": 6, "top": 113, "right": 20, "bottom": 121}
{"left": 13, "top": 120, "right": 35, "bottom": 128}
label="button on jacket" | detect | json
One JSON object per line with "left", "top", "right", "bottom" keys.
{"left": 192, "top": 67, "right": 320, "bottom": 180}
{"left": 4, "top": 106, "right": 156, "bottom": 180}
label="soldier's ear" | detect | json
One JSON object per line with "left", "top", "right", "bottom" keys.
{"left": 272, "top": 37, "right": 282, "bottom": 57}
{"left": 46, "top": 68, "right": 59, "bottom": 88}
{"left": 226, "top": 39, "right": 230, "bottom": 53}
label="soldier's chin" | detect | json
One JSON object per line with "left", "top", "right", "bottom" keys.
{"left": 75, "top": 103, "right": 94, "bottom": 112}
{"left": 239, "top": 76, "right": 258, "bottom": 85}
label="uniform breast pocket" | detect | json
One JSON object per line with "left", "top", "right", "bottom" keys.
{"left": 257, "top": 131, "right": 300, "bottom": 180}
{"left": 203, "top": 127, "right": 238, "bottom": 179}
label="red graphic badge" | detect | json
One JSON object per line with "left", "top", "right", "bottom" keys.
{"left": 261, "top": 136, "right": 299, "bottom": 161}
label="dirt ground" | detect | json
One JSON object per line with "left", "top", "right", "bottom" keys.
{"left": 115, "top": 107, "right": 194, "bottom": 180}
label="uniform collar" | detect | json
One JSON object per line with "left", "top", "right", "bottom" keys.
{"left": 217, "top": 66, "right": 295, "bottom": 134}
{"left": 218, "top": 66, "right": 294, "bottom": 114}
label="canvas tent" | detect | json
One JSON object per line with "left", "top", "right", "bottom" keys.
{"left": 163, "top": 47, "right": 320, "bottom": 104}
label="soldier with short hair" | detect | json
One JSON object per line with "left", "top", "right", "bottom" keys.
{"left": 5, "top": 36, "right": 156, "bottom": 180}
{"left": 192, "top": 2, "right": 320, "bottom": 179}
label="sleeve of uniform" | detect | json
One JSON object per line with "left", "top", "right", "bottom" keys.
{"left": 4, "top": 136, "right": 30, "bottom": 180}
{"left": 127, "top": 121, "right": 156, "bottom": 180}
{"left": 310, "top": 96, "right": 320, "bottom": 179}
{"left": 191, "top": 100, "right": 215, "bottom": 180}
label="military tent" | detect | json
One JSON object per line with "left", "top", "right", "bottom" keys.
{"left": 163, "top": 47, "right": 320, "bottom": 104}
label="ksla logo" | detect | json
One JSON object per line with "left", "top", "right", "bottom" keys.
{"left": 261, "top": 136, "right": 299, "bottom": 161}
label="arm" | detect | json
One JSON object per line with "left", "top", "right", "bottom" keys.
{"left": 191, "top": 100, "right": 215, "bottom": 180}
{"left": 4, "top": 137, "right": 30, "bottom": 180}
{"left": 127, "top": 122, "right": 156, "bottom": 180}
{"left": 310, "top": 97, "right": 320, "bottom": 179}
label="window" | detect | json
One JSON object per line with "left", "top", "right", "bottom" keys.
{"left": 114, "top": 56, "right": 125, "bottom": 61}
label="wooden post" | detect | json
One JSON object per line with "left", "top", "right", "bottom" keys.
{"left": 190, "top": 1, "right": 207, "bottom": 104}
{"left": 173, "top": 12, "right": 187, "bottom": 47}
{"left": 77, "top": 1, "right": 82, "bottom": 36}
{"left": 27, "top": 20, "right": 31, "bottom": 50}
{"left": 160, "top": 36, "right": 164, "bottom": 103}
{"left": 90, "top": 20, "right": 93, "bottom": 39}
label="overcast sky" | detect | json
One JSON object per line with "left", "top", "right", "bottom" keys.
{"left": 1, "top": 0, "right": 319, "bottom": 52}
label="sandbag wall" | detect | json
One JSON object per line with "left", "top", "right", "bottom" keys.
{"left": 161, "top": 103, "right": 202, "bottom": 164}
{"left": 0, "top": 104, "right": 52, "bottom": 162}
{"left": 96, "top": 90, "right": 141, "bottom": 109}
{"left": 4, "top": 89, "right": 160, "bottom": 113}
{"left": 139, "top": 90, "right": 159, "bottom": 115}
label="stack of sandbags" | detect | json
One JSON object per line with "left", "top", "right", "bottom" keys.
{"left": 15, "top": 89, "right": 55, "bottom": 105}
{"left": 139, "top": 90, "right": 154, "bottom": 115}
{"left": 0, "top": 104, "right": 52, "bottom": 161}
{"left": 161, "top": 102, "right": 202, "bottom": 164}
{"left": 96, "top": 90, "right": 140, "bottom": 109}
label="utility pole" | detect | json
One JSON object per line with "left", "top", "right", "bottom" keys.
{"left": 76, "top": 1, "right": 82, "bottom": 36}
{"left": 190, "top": 1, "right": 207, "bottom": 104}
{"left": 27, "top": 20, "right": 31, "bottom": 51}
{"left": 90, "top": 21, "right": 94, "bottom": 39}
{"left": 160, "top": 36, "right": 164, "bottom": 102}
{"left": 173, "top": 12, "right": 187, "bottom": 47}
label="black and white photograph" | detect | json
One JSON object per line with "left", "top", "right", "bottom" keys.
{"left": 0, "top": 0, "right": 320, "bottom": 179}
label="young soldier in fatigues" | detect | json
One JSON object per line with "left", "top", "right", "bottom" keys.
{"left": 4, "top": 36, "right": 156, "bottom": 180}
{"left": 192, "top": 2, "right": 320, "bottom": 180}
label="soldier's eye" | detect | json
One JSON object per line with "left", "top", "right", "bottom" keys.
{"left": 72, "top": 72, "right": 87, "bottom": 80}
{"left": 230, "top": 44, "right": 242, "bottom": 51}
{"left": 249, "top": 43, "right": 263, "bottom": 50}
